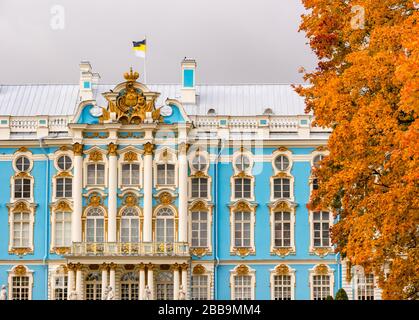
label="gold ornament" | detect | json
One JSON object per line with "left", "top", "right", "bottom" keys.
{"left": 315, "top": 264, "right": 329, "bottom": 275}
{"left": 12, "top": 201, "right": 30, "bottom": 212}
{"left": 192, "top": 264, "right": 206, "bottom": 274}
{"left": 143, "top": 142, "right": 154, "bottom": 155}
{"left": 14, "top": 265, "right": 27, "bottom": 275}
{"left": 124, "top": 151, "right": 138, "bottom": 162}
{"left": 236, "top": 264, "right": 249, "bottom": 275}
{"left": 89, "top": 150, "right": 103, "bottom": 162}
{"left": 108, "top": 143, "right": 118, "bottom": 156}
{"left": 56, "top": 201, "right": 72, "bottom": 212}
{"left": 275, "top": 264, "right": 290, "bottom": 275}
{"left": 190, "top": 247, "right": 209, "bottom": 257}
{"left": 159, "top": 192, "right": 173, "bottom": 205}
{"left": 73, "top": 143, "right": 84, "bottom": 156}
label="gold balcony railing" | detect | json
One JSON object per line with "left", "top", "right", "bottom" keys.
{"left": 68, "top": 242, "right": 189, "bottom": 257}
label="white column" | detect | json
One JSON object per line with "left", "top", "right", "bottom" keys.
{"left": 178, "top": 143, "right": 188, "bottom": 242}
{"left": 101, "top": 265, "right": 108, "bottom": 300}
{"left": 108, "top": 143, "right": 118, "bottom": 242}
{"left": 139, "top": 265, "right": 145, "bottom": 300}
{"left": 181, "top": 264, "right": 188, "bottom": 300}
{"left": 75, "top": 266, "right": 83, "bottom": 300}
{"left": 143, "top": 143, "right": 154, "bottom": 242}
{"left": 147, "top": 264, "right": 154, "bottom": 300}
{"left": 109, "top": 265, "right": 116, "bottom": 295}
{"left": 67, "top": 267, "right": 75, "bottom": 300}
{"left": 173, "top": 265, "right": 180, "bottom": 300}
{"left": 72, "top": 143, "right": 83, "bottom": 243}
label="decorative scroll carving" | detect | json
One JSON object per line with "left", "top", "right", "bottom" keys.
{"left": 55, "top": 201, "right": 72, "bottom": 212}
{"left": 159, "top": 192, "right": 173, "bottom": 205}
{"left": 315, "top": 264, "right": 329, "bottom": 275}
{"left": 101, "top": 68, "right": 162, "bottom": 124}
{"left": 313, "top": 247, "right": 332, "bottom": 258}
{"left": 192, "top": 264, "right": 206, "bottom": 274}
{"left": 273, "top": 201, "right": 291, "bottom": 212}
{"left": 277, "top": 146, "right": 288, "bottom": 152}
{"left": 272, "top": 247, "right": 293, "bottom": 257}
{"left": 12, "top": 202, "right": 30, "bottom": 212}
{"left": 190, "top": 248, "right": 209, "bottom": 257}
{"left": 235, "top": 201, "right": 252, "bottom": 212}
{"left": 89, "top": 194, "right": 102, "bottom": 207}
{"left": 236, "top": 264, "right": 249, "bottom": 275}
{"left": 190, "top": 201, "right": 208, "bottom": 211}
{"left": 9, "top": 248, "right": 32, "bottom": 256}
{"left": 275, "top": 264, "right": 290, "bottom": 275}
{"left": 73, "top": 143, "right": 84, "bottom": 156}
{"left": 123, "top": 151, "right": 138, "bottom": 162}
{"left": 124, "top": 194, "right": 137, "bottom": 207}
{"left": 89, "top": 150, "right": 103, "bottom": 162}
{"left": 14, "top": 265, "right": 27, "bottom": 275}
{"left": 233, "top": 247, "right": 253, "bottom": 257}
{"left": 52, "top": 247, "right": 70, "bottom": 255}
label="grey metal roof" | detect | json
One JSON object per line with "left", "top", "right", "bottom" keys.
{"left": 0, "top": 83, "right": 306, "bottom": 117}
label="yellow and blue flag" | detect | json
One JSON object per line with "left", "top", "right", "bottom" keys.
{"left": 132, "top": 39, "right": 146, "bottom": 58}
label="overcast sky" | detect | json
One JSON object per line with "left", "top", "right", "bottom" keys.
{"left": 0, "top": 0, "right": 316, "bottom": 85}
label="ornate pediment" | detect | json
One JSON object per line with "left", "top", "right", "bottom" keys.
{"left": 100, "top": 68, "right": 162, "bottom": 124}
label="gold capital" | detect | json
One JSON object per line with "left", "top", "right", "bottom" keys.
{"left": 143, "top": 142, "right": 154, "bottom": 155}
{"left": 108, "top": 143, "right": 118, "bottom": 156}
{"left": 73, "top": 143, "right": 84, "bottom": 156}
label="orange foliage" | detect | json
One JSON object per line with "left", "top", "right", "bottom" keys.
{"left": 297, "top": 0, "right": 418, "bottom": 299}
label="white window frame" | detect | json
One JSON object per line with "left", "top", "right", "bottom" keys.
{"left": 153, "top": 148, "right": 178, "bottom": 190}
{"left": 191, "top": 273, "right": 211, "bottom": 300}
{"left": 83, "top": 206, "right": 107, "bottom": 243}
{"left": 153, "top": 205, "right": 178, "bottom": 243}
{"left": 354, "top": 268, "right": 376, "bottom": 300}
{"left": 269, "top": 201, "right": 296, "bottom": 255}
{"left": 7, "top": 201, "right": 36, "bottom": 255}
{"left": 8, "top": 265, "right": 34, "bottom": 300}
{"left": 83, "top": 147, "right": 108, "bottom": 189}
{"left": 309, "top": 210, "right": 334, "bottom": 254}
{"left": 229, "top": 202, "right": 256, "bottom": 256}
{"left": 11, "top": 152, "right": 34, "bottom": 203}
{"left": 50, "top": 201, "right": 73, "bottom": 251}
{"left": 118, "top": 148, "right": 143, "bottom": 189}
{"left": 270, "top": 265, "right": 296, "bottom": 300}
{"left": 309, "top": 264, "right": 335, "bottom": 300}
{"left": 51, "top": 266, "right": 68, "bottom": 300}
{"left": 230, "top": 265, "right": 256, "bottom": 300}
{"left": 119, "top": 206, "right": 141, "bottom": 243}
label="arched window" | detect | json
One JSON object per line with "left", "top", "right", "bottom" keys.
{"left": 120, "top": 272, "right": 139, "bottom": 300}
{"left": 120, "top": 207, "right": 139, "bottom": 243}
{"left": 85, "top": 272, "right": 102, "bottom": 300}
{"left": 85, "top": 207, "right": 105, "bottom": 242}
{"left": 155, "top": 207, "right": 175, "bottom": 243}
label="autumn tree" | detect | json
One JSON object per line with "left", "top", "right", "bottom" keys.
{"left": 296, "top": 0, "right": 418, "bottom": 299}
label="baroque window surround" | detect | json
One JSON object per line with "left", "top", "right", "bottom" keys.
{"left": 152, "top": 192, "right": 179, "bottom": 242}
{"left": 10, "top": 150, "right": 35, "bottom": 203}
{"left": 188, "top": 150, "right": 211, "bottom": 201}
{"left": 308, "top": 148, "right": 329, "bottom": 193}
{"left": 49, "top": 200, "right": 73, "bottom": 255}
{"left": 353, "top": 265, "right": 376, "bottom": 300}
{"left": 8, "top": 265, "right": 34, "bottom": 300}
{"left": 153, "top": 147, "right": 178, "bottom": 190}
{"left": 308, "top": 264, "right": 335, "bottom": 300}
{"left": 191, "top": 264, "right": 212, "bottom": 300}
{"left": 118, "top": 147, "right": 143, "bottom": 189}
{"left": 117, "top": 193, "right": 143, "bottom": 242}
{"left": 230, "top": 264, "right": 256, "bottom": 300}
{"left": 50, "top": 265, "right": 68, "bottom": 300}
{"left": 269, "top": 264, "right": 296, "bottom": 300}
{"left": 7, "top": 201, "right": 37, "bottom": 256}
{"left": 270, "top": 148, "right": 295, "bottom": 202}
{"left": 82, "top": 193, "right": 108, "bottom": 242}
{"left": 229, "top": 200, "right": 257, "bottom": 257}
{"left": 308, "top": 210, "right": 334, "bottom": 257}
{"left": 83, "top": 147, "right": 108, "bottom": 189}
{"left": 230, "top": 150, "right": 255, "bottom": 202}
{"left": 188, "top": 199, "right": 213, "bottom": 257}
{"left": 52, "top": 150, "right": 74, "bottom": 202}
{"left": 268, "top": 200, "right": 297, "bottom": 257}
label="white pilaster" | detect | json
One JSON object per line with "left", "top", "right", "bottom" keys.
{"left": 178, "top": 143, "right": 188, "bottom": 242}
{"left": 108, "top": 143, "right": 118, "bottom": 242}
{"left": 67, "top": 267, "right": 75, "bottom": 300}
{"left": 181, "top": 264, "right": 188, "bottom": 300}
{"left": 101, "top": 265, "right": 108, "bottom": 300}
{"left": 147, "top": 264, "right": 154, "bottom": 300}
{"left": 75, "top": 267, "right": 83, "bottom": 300}
{"left": 173, "top": 265, "right": 180, "bottom": 300}
{"left": 139, "top": 265, "right": 145, "bottom": 300}
{"left": 109, "top": 266, "right": 116, "bottom": 294}
{"left": 72, "top": 143, "right": 83, "bottom": 243}
{"left": 143, "top": 143, "right": 154, "bottom": 242}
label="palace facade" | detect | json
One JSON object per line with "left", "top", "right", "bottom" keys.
{"left": 0, "top": 59, "right": 381, "bottom": 300}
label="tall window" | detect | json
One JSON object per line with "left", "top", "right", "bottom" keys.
{"left": 273, "top": 178, "right": 290, "bottom": 199}
{"left": 120, "top": 207, "right": 139, "bottom": 243}
{"left": 191, "top": 211, "right": 208, "bottom": 247}
{"left": 233, "top": 275, "right": 252, "bottom": 300}
{"left": 53, "top": 275, "right": 68, "bottom": 300}
{"left": 85, "top": 273, "right": 102, "bottom": 300}
{"left": 11, "top": 276, "right": 30, "bottom": 300}
{"left": 121, "top": 163, "right": 140, "bottom": 186}
{"left": 191, "top": 275, "right": 209, "bottom": 300}
{"left": 191, "top": 178, "right": 208, "bottom": 198}
{"left": 234, "top": 211, "right": 251, "bottom": 248}
{"left": 157, "top": 163, "right": 175, "bottom": 185}
{"left": 273, "top": 275, "right": 292, "bottom": 300}
{"left": 87, "top": 163, "right": 105, "bottom": 185}
{"left": 273, "top": 211, "right": 291, "bottom": 247}
{"left": 234, "top": 178, "right": 251, "bottom": 199}
{"left": 120, "top": 272, "right": 139, "bottom": 300}
{"left": 54, "top": 211, "right": 71, "bottom": 247}
{"left": 312, "top": 275, "right": 331, "bottom": 300}
{"left": 56, "top": 177, "right": 72, "bottom": 198}
{"left": 13, "top": 211, "right": 30, "bottom": 247}
{"left": 156, "top": 207, "right": 175, "bottom": 243}
{"left": 357, "top": 274, "right": 375, "bottom": 300}
{"left": 86, "top": 207, "right": 105, "bottom": 242}
{"left": 313, "top": 211, "right": 330, "bottom": 247}
{"left": 14, "top": 178, "right": 31, "bottom": 199}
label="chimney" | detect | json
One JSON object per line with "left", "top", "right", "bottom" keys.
{"left": 180, "top": 58, "right": 197, "bottom": 104}
{"left": 79, "top": 61, "right": 100, "bottom": 101}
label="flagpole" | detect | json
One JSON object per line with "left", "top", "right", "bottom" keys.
{"left": 144, "top": 35, "right": 147, "bottom": 84}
